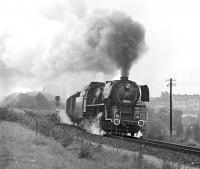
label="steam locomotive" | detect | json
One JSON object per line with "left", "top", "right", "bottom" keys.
{"left": 65, "top": 77, "right": 149, "bottom": 137}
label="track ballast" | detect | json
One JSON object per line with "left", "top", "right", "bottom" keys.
{"left": 107, "top": 135, "right": 200, "bottom": 156}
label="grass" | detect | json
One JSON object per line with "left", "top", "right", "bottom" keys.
{"left": 79, "top": 142, "right": 91, "bottom": 159}
{"left": 33, "top": 135, "right": 48, "bottom": 146}
{"left": 0, "top": 107, "right": 193, "bottom": 169}
{"left": 0, "top": 107, "right": 73, "bottom": 146}
{"left": 74, "top": 139, "right": 185, "bottom": 169}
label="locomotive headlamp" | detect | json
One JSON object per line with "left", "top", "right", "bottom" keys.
{"left": 138, "top": 120, "right": 144, "bottom": 127}
{"left": 113, "top": 118, "right": 120, "bottom": 125}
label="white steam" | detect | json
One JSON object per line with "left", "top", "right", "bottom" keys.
{"left": 134, "top": 130, "right": 143, "bottom": 138}
{"left": 58, "top": 109, "right": 106, "bottom": 135}
{"left": 58, "top": 109, "right": 73, "bottom": 125}
{"left": 82, "top": 112, "right": 106, "bottom": 135}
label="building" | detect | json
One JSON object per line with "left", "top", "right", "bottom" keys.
{"left": 149, "top": 94, "right": 200, "bottom": 115}
{"left": 173, "top": 95, "right": 200, "bottom": 115}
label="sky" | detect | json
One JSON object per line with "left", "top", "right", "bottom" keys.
{"left": 1, "top": 0, "right": 200, "bottom": 100}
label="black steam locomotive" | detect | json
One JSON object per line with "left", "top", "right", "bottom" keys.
{"left": 65, "top": 77, "right": 149, "bottom": 137}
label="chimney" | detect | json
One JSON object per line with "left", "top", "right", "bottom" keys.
{"left": 120, "top": 76, "right": 128, "bottom": 81}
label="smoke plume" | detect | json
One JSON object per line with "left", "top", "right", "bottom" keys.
{"left": 85, "top": 10, "right": 146, "bottom": 76}
{"left": 32, "top": 9, "right": 146, "bottom": 78}
{"left": 0, "top": 0, "right": 146, "bottom": 98}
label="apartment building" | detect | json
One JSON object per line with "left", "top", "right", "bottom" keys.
{"left": 173, "top": 95, "right": 200, "bottom": 114}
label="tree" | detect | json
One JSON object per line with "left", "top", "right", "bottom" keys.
{"left": 161, "top": 91, "right": 169, "bottom": 98}
{"left": 145, "top": 108, "right": 167, "bottom": 140}
{"left": 35, "top": 92, "right": 50, "bottom": 109}
{"left": 192, "top": 122, "right": 200, "bottom": 142}
{"left": 173, "top": 109, "right": 184, "bottom": 136}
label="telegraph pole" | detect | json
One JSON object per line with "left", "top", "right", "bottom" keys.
{"left": 166, "top": 78, "right": 176, "bottom": 135}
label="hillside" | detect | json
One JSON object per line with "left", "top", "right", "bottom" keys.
{"left": 0, "top": 121, "right": 152, "bottom": 169}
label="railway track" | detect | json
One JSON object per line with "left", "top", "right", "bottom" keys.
{"left": 108, "top": 135, "right": 200, "bottom": 156}
{"left": 59, "top": 123, "right": 200, "bottom": 156}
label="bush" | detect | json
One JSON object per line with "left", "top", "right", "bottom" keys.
{"left": 0, "top": 107, "right": 74, "bottom": 149}
{"left": 33, "top": 135, "right": 48, "bottom": 146}
{"left": 146, "top": 119, "right": 166, "bottom": 140}
{"left": 186, "top": 138, "right": 198, "bottom": 147}
{"left": 78, "top": 142, "right": 91, "bottom": 159}
{"left": 0, "top": 108, "right": 21, "bottom": 122}
{"left": 50, "top": 143, "right": 65, "bottom": 155}
{"left": 119, "top": 153, "right": 129, "bottom": 163}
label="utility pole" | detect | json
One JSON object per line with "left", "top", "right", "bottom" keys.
{"left": 166, "top": 78, "right": 176, "bottom": 135}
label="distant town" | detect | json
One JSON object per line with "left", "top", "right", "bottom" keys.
{"left": 149, "top": 91, "right": 200, "bottom": 116}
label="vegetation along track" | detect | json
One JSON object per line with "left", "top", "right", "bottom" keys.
{"left": 59, "top": 122, "right": 200, "bottom": 156}
{"left": 108, "top": 135, "right": 200, "bottom": 156}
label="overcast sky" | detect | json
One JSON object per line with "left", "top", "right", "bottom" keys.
{"left": 1, "top": 0, "right": 200, "bottom": 99}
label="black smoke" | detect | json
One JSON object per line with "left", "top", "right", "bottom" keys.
{"left": 85, "top": 10, "right": 146, "bottom": 76}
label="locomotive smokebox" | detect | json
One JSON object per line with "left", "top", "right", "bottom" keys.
{"left": 120, "top": 76, "right": 128, "bottom": 81}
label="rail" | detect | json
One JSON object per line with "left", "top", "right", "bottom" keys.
{"left": 107, "top": 135, "right": 200, "bottom": 156}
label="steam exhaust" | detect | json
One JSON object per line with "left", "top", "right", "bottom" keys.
{"left": 81, "top": 112, "right": 106, "bottom": 136}
{"left": 58, "top": 109, "right": 73, "bottom": 125}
